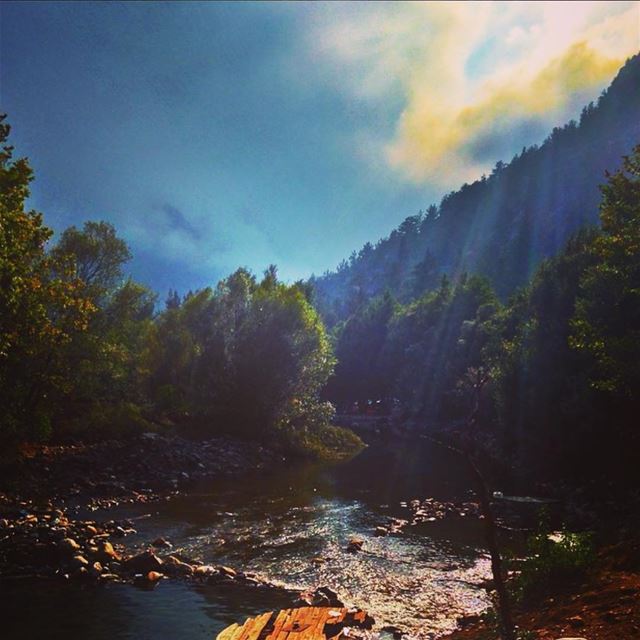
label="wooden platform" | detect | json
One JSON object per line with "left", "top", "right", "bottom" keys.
{"left": 216, "top": 607, "right": 373, "bottom": 640}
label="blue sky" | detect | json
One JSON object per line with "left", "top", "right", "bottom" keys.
{"left": 1, "top": 2, "right": 637, "bottom": 295}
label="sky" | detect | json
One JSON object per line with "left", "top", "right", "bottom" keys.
{"left": 1, "top": 1, "right": 638, "bottom": 295}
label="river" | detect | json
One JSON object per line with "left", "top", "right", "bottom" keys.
{"left": 1, "top": 437, "right": 493, "bottom": 639}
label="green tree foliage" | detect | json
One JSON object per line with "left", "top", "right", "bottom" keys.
{"left": 49, "top": 221, "right": 155, "bottom": 436}
{"left": 326, "top": 291, "right": 398, "bottom": 407}
{"left": 0, "top": 116, "right": 95, "bottom": 440}
{"left": 488, "top": 151, "right": 640, "bottom": 481}
{"left": 571, "top": 146, "right": 640, "bottom": 397}
{"left": 326, "top": 274, "right": 497, "bottom": 423}
{"left": 51, "top": 221, "right": 131, "bottom": 299}
{"left": 324, "top": 145, "right": 640, "bottom": 483}
{"left": 488, "top": 230, "right": 601, "bottom": 474}
{"left": 386, "top": 274, "right": 497, "bottom": 421}
{"left": 146, "top": 267, "right": 339, "bottom": 449}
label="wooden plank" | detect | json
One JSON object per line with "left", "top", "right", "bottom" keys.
{"left": 265, "top": 608, "right": 290, "bottom": 640}
{"left": 298, "top": 607, "right": 321, "bottom": 640}
{"left": 282, "top": 607, "right": 311, "bottom": 636}
{"left": 237, "top": 615, "right": 258, "bottom": 640}
{"left": 216, "top": 622, "right": 240, "bottom": 640}
{"left": 245, "top": 612, "right": 274, "bottom": 640}
{"left": 217, "top": 606, "right": 364, "bottom": 640}
{"left": 307, "top": 607, "right": 330, "bottom": 639}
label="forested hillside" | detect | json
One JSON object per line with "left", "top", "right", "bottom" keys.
{"left": 325, "top": 144, "right": 640, "bottom": 484}
{"left": 312, "top": 54, "right": 640, "bottom": 322}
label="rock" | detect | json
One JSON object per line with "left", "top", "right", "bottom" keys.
{"left": 70, "top": 555, "right": 89, "bottom": 569}
{"left": 74, "top": 566, "right": 88, "bottom": 578}
{"left": 123, "top": 550, "right": 163, "bottom": 573}
{"left": 162, "top": 555, "right": 193, "bottom": 576}
{"left": 315, "top": 586, "right": 344, "bottom": 607}
{"left": 58, "top": 538, "right": 81, "bottom": 555}
{"left": 134, "top": 570, "right": 163, "bottom": 586}
{"left": 96, "top": 540, "right": 120, "bottom": 563}
{"left": 99, "top": 573, "right": 120, "bottom": 583}
{"left": 194, "top": 565, "right": 217, "bottom": 577}
{"left": 346, "top": 537, "right": 364, "bottom": 553}
{"left": 294, "top": 592, "right": 314, "bottom": 607}
{"left": 151, "top": 537, "right": 172, "bottom": 549}
{"left": 457, "top": 614, "right": 481, "bottom": 628}
{"left": 568, "top": 615, "right": 585, "bottom": 628}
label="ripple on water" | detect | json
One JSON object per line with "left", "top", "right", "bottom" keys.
{"left": 95, "top": 440, "right": 494, "bottom": 638}
{"left": 164, "top": 497, "right": 491, "bottom": 638}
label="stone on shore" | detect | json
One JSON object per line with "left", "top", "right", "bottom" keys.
{"left": 96, "top": 540, "right": 121, "bottom": 563}
{"left": 151, "top": 537, "right": 172, "bottom": 549}
{"left": 162, "top": 555, "right": 194, "bottom": 576}
{"left": 58, "top": 538, "right": 81, "bottom": 555}
{"left": 346, "top": 537, "right": 364, "bottom": 553}
{"left": 123, "top": 550, "right": 163, "bottom": 573}
{"left": 70, "top": 555, "right": 89, "bottom": 569}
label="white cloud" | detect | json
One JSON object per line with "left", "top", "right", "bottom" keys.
{"left": 301, "top": 1, "right": 639, "bottom": 185}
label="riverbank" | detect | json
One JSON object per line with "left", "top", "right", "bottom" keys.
{"left": 0, "top": 431, "right": 367, "bottom": 610}
{"left": 0, "top": 433, "right": 286, "bottom": 587}
{"left": 443, "top": 540, "right": 640, "bottom": 640}
{"left": 0, "top": 432, "right": 284, "bottom": 509}
{"left": 3, "top": 431, "right": 637, "bottom": 639}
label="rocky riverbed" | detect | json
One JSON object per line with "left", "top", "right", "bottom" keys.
{"left": 0, "top": 495, "right": 358, "bottom": 615}
{"left": 0, "top": 433, "right": 282, "bottom": 509}
{"left": 0, "top": 433, "right": 376, "bottom": 621}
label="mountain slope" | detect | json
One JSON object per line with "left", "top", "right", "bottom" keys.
{"left": 312, "top": 54, "right": 640, "bottom": 322}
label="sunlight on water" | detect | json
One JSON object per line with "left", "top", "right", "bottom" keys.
{"left": 116, "top": 440, "right": 493, "bottom": 638}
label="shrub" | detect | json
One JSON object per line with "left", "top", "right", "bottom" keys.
{"left": 513, "top": 528, "right": 594, "bottom": 601}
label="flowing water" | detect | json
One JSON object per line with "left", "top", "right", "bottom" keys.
{"left": 1, "top": 437, "right": 493, "bottom": 639}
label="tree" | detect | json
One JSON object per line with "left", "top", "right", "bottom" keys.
{"left": 571, "top": 145, "right": 640, "bottom": 397}
{"left": 146, "top": 267, "right": 336, "bottom": 446}
{"left": 51, "top": 221, "right": 131, "bottom": 300}
{"left": 0, "top": 116, "right": 94, "bottom": 440}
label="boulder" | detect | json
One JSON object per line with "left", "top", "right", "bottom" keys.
{"left": 346, "top": 537, "right": 364, "bottom": 553}
{"left": 70, "top": 555, "right": 89, "bottom": 570}
{"left": 162, "top": 555, "right": 193, "bottom": 576}
{"left": 134, "top": 570, "right": 163, "bottom": 586}
{"left": 151, "top": 537, "right": 172, "bottom": 549}
{"left": 194, "top": 565, "right": 217, "bottom": 577}
{"left": 123, "top": 550, "right": 163, "bottom": 574}
{"left": 317, "top": 586, "right": 343, "bottom": 607}
{"left": 58, "top": 538, "right": 81, "bottom": 555}
{"left": 96, "top": 540, "right": 120, "bottom": 563}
